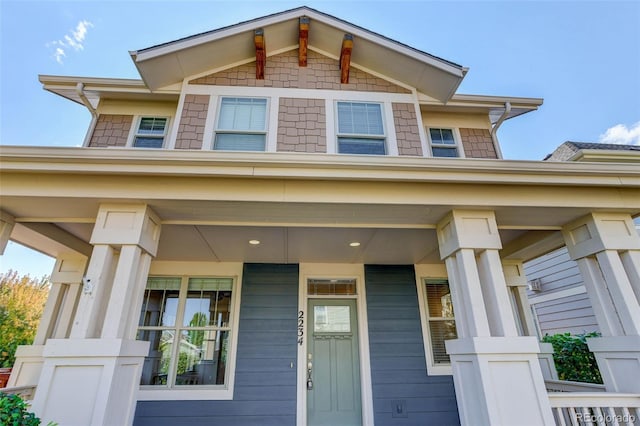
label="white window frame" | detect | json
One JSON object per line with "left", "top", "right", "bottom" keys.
{"left": 415, "top": 267, "right": 456, "bottom": 375}
{"left": 427, "top": 127, "right": 464, "bottom": 158}
{"left": 212, "top": 96, "right": 269, "bottom": 152}
{"left": 335, "top": 101, "right": 387, "bottom": 155}
{"left": 129, "top": 116, "right": 170, "bottom": 149}
{"left": 137, "top": 262, "right": 242, "bottom": 401}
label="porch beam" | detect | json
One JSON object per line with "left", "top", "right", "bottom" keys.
{"left": 0, "top": 210, "right": 15, "bottom": 255}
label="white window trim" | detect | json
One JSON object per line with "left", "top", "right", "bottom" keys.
{"left": 415, "top": 264, "right": 454, "bottom": 375}
{"left": 137, "top": 262, "right": 243, "bottom": 401}
{"left": 334, "top": 100, "right": 387, "bottom": 155}
{"left": 127, "top": 116, "right": 171, "bottom": 149}
{"left": 212, "top": 96, "right": 270, "bottom": 152}
{"left": 426, "top": 127, "right": 465, "bottom": 158}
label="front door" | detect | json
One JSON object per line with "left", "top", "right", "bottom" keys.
{"left": 307, "top": 299, "right": 362, "bottom": 426}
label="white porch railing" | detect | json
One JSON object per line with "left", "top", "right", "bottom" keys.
{"left": 546, "top": 379, "right": 607, "bottom": 393}
{"left": 0, "top": 385, "right": 36, "bottom": 401}
{"left": 548, "top": 392, "right": 640, "bottom": 426}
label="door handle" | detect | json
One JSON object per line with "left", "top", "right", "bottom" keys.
{"left": 307, "top": 354, "right": 313, "bottom": 390}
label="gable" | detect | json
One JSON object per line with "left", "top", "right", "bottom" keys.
{"left": 190, "top": 50, "right": 410, "bottom": 94}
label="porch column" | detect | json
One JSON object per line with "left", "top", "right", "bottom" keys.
{"left": 31, "top": 204, "right": 161, "bottom": 426}
{"left": 503, "top": 259, "right": 558, "bottom": 380}
{"left": 562, "top": 212, "right": 640, "bottom": 392}
{"left": 437, "top": 210, "right": 554, "bottom": 426}
{"left": 0, "top": 210, "right": 15, "bottom": 254}
{"left": 8, "top": 254, "right": 87, "bottom": 388}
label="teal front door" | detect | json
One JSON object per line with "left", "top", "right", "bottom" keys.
{"left": 307, "top": 299, "right": 362, "bottom": 426}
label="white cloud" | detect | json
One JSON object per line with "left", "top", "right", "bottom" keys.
{"left": 47, "top": 20, "right": 93, "bottom": 64}
{"left": 599, "top": 122, "right": 640, "bottom": 146}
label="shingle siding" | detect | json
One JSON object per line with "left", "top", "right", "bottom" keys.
{"left": 88, "top": 114, "right": 133, "bottom": 147}
{"left": 277, "top": 98, "right": 326, "bottom": 152}
{"left": 175, "top": 94, "right": 209, "bottom": 149}
{"left": 190, "top": 50, "right": 411, "bottom": 94}
{"left": 393, "top": 103, "right": 423, "bottom": 156}
{"left": 134, "top": 263, "right": 299, "bottom": 426}
{"left": 459, "top": 128, "right": 497, "bottom": 159}
{"left": 365, "top": 265, "right": 460, "bottom": 426}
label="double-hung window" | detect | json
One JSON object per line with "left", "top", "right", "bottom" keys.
{"left": 214, "top": 97, "right": 267, "bottom": 151}
{"left": 137, "top": 276, "right": 234, "bottom": 388}
{"left": 134, "top": 117, "right": 168, "bottom": 148}
{"left": 423, "top": 279, "right": 457, "bottom": 372}
{"left": 428, "top": 128, "right": 459, "bottom": 157}
{"left": 336, "top": 101, "right": 386, "bottom": 155}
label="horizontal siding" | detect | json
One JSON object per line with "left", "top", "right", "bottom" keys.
{"left": 534, "top": 293, "right": 599, "bottom": 336}
{"left": 365, "top": 265, "right": 460, "bottom": 426}
{"left": 134, "top": 263, "right": 299, "bottom": 426}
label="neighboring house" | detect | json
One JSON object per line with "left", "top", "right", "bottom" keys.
{"left": 1, "top": 7, "right": 639, "bottom": 426}
{"left": 526, "top": 142, "right": 640, "bottom": 338}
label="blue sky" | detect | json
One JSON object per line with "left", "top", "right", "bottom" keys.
{"left": 1, "top": 1, "right": 639, "bottom": 277}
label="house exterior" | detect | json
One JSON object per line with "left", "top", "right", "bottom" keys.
{"left": 1, "top": 7, "right": 640, "bottom": 426}
{"left": 526, "top": 142, "right": 640, "bottom": 338}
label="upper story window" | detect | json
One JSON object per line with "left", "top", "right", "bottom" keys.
{"left": 134, "top": 117, "right": 168, "bottom": 148}
{"left": 336, "top": 101, "right": 386, "bottom": 155}
{"left": 137, "top": 276, "right": 234, "bottom": 389}
{"left": 214, "top": 97, "right": 267, "bottom": 151}
{"left": 422, "top": 278, "right": 457, "bottom": 374}
{"left": 428, "top": 128, "right": 459, "bottom": 158}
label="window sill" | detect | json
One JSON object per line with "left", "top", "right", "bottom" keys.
{"left": 137, "top": 386, "right": 233, "bottom": 401}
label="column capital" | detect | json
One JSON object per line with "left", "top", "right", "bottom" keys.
{"left": 501, "top": 260, "right": 528, "bottom": 287}
{"left": 90, "top": 204, "right": 161, "bottom": 256}
{"left": 50, "top": 254, "right": 87, "bottom": 284}
{"left": 562, "top": 212, "right": 640, "bottom": 260}
{"left": 437, "top": 210, "right": 501, "bottom": 259}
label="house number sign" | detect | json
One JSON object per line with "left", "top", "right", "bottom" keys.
{"left": 298, "top": 310, "right": 304, "bottom": 345}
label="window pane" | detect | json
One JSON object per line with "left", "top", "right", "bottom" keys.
{"left": 337, "top": 102, "right": 383, "bottom": 135}
{"left": 338, "top": 137, "right": 385, "bottom": 155}
{"left": 183, "top": 278, "right": 233, "bottom": 327}
{"left": 175, "top": 330, "right": 229, "bottom": 386}
{"left": 214, "top": 133, "right": 266, "bottom": 151}
{"left": 432, "top": 146, "right": 458, "bottom": 158}
{"left": 308, "top": 278, "right": 356, "bottom": 295}
{"left": 139, "top": 277, "right": 182, "bottom": 327}
{"left": 439, "top": 129, "right": 455, "bottom": 144}
{"left": 134, "top": 136, "right": 164, "bottom": 148}
{"left": 314, "top": 306, "right": 351, "bottom": 333}
{"left": 138, "top": 117, "right": 167, "bottom": 135}
{"left": 138, "top": 329, "right": 174, "bottom": 386}
{"left": 218, "top": 98, "right": 266, "bottom": 131}
{"left": 426, "top": 281, "right": 455, "bottom": 318}
{"left": 429, "top": 320, "right": 457, "bottom": 363}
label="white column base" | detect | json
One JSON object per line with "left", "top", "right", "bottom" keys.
{"left": 446, "top": 337, "right": 555, "bottom": 426}
{"left": 588, "top": 335, "right": 640, "bottom": 393}
{"left": 31, "top": 338, "right": 149, "bottom": 426}
{"left": 537, "top": 342, "right": 558, "bottom": 380}
{"left": 7, "top": 345, "right": 45, "bottom": 388}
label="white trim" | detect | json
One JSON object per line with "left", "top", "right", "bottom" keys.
{"left": 136, "top": 261, "right": 243, "bottom": 401}
{"left": 384, "top": 101, "right": 399, "bottom": 156}
{"left": 167, "top": 82, "right": 187, "bottom": 149}
{"left": 528, "top": 285, "right": 587, "bottom": 305}
{"left": 297, "top": 263, "right": 374, "bottom": 426}
{"left": 201, "top": 95, "right": 219, "bottom": 150}
{"left": 413, "top": 90, "right": 430, "bottom": 157}
{"left": 325, "top": 99, "right": 336, "bottom": 154}
{"left": 266, "top": 95, "right": 279, "bottom": 152}
{"left": 415, "top": 264, "right": 454, "bottom": 375}
{"left": 184, "top": 83, "right": 416, "bottom": 104}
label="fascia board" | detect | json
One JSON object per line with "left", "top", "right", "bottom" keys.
{"left": 131, "top": 7, "right": 464, "bottom": 79}
{"left": 2, "top": 147, "right": 640, "bottom": 187}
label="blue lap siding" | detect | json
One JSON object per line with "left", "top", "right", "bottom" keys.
{"left": 365, "top": 264, "right": 460, "bottom": 426}
{"left": 134, "top": 263, "right": 299, "bottom": 426}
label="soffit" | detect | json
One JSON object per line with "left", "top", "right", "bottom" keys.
{"left": 130, "top": 7, "right": 465, "bottom": 102}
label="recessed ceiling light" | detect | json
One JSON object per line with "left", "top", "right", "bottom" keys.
{"left": 249, "top": 240, "right": 261, "bottom": 245}
{"left": 349, "top": 242, "right": 361, "bottom": 247}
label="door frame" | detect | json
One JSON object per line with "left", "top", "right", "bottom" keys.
{"left": 296, "top": 263, "right": 374, "bottom": 426}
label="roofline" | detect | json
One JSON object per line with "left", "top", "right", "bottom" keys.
{"left": 130, "top": 6, "right": 465, "bottom": 79}
{"left": 450, "top": 94, "right": 543, "bottom": 107}
{"left": 1, "top": 146, "right": 639, "bottom": 188}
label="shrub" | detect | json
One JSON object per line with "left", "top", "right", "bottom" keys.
{"left": 0, "top": 393, "right": 41, "bottom": 426}
{"left": 542, "top": 332, "right": 603, "bottom": 384}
